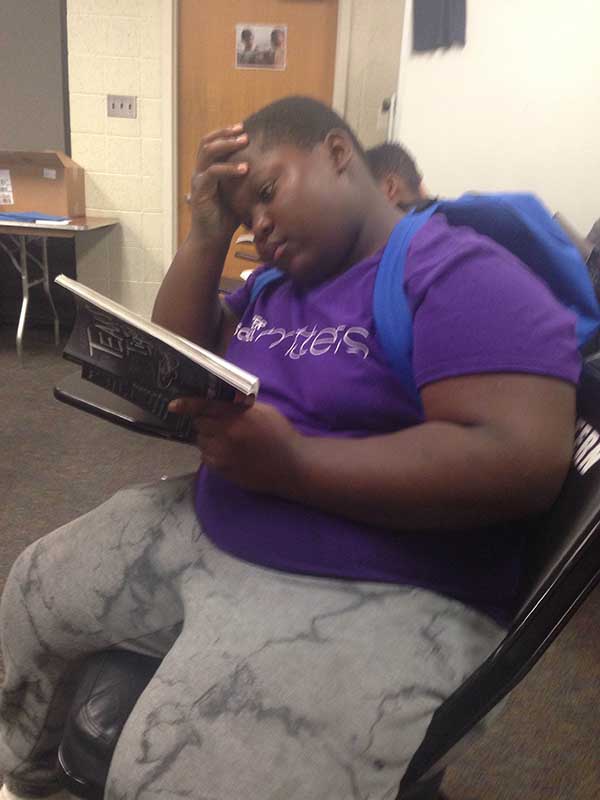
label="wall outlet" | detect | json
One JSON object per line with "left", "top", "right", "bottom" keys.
{"left": 107, "top": 95, "right": 137, "bottom": 119}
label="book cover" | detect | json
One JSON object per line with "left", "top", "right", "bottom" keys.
{"left": 55, "top": 275, "right": 259, "bottom": 442}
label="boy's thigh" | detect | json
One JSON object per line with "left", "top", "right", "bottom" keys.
{"left": 5, "top": 474, "right": 203, "bottom": 650}
{"left": 108, "top": 567, "right": 504, "bottom": 799}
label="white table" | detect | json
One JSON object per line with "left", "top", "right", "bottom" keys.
{"left": 0, "top": 217, "right": 117, "bottom": 363}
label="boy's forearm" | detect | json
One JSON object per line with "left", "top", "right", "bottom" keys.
{"left": 152, "top": 229, "right": 231, "bottom": 350}
{"left": 279, "top": 421, "right": 564, "bottom": 531}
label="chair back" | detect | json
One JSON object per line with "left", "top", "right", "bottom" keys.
{"left": 398, "top": 361, "right": 600, "bottom": 794}
{"left": 515, "top": 359, "right": 600, "bottom": 620}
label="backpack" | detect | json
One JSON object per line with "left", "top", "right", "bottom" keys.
{"left": 249, "top": 193, "right": 600, "bottom": 406}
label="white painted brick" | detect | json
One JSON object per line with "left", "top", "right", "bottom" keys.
{"left": 142, "top": 138, "right": 161, "bottom": 177}
{"left": 143, "top": 0, "right": 162, "bottom": 21}
{"left": 141, "top": 58, "right": 161, "bottom": 99}
{"left": 106, "top": 114, "right": 141, "bottom": 137}
{"left": 104, "top": 57, "right": 140, "bottom": 96}
{"left": 83, "top": 207, "right": 118, "bottom": 217}
{"left": 141, "top": 212, "right": 163, "bottom": 249}
{"left": 87, "top": 0, "right": 143, "bottom": 15}
{"left": 140, "top": 98, "right": 162, "bottom": 138}
{"left": 142, "top": 282, "right": 161, "bottom": 317}
{"left": 107, "top": 17, "right": 140, "bottom": 58}
{"left": 112, "top": 211, "right": 143, "bottom": 246}
{"left": 142, "top": 175, "right": 162, "bottom": 212}
{"left": 68, "top": 54, "right": 105, "bottom": 94}
{"left": 69, "top": 2, "right": 168, "bottom": 311}
{"left": 84, "top": 174, "right": 109, "bottom": 210}
{"left": 106, "top": 137, "right": 142, "bottom": 175}
{"left": 68, "top": 14, "right": 109, "bottom": 56}
{"left": 140, "top": 18, "right": 161, "bottom": 59}
{"left": 86, "top": 173, "right": 143, "bottom": 211}
{"left": 70, "top": 94, "right": 106, "bottom": 134}
{"left": 77, "top": 271, "right": 110, "bottom": 296}
{"left": 111, "top": 281, "right": 151, "bottom": 316}
{"left": 71, "top": 133, "right": 107, "bottom": 172}
{"left": 75, "top": 229, "right": 110, "bottom": 291}
{"left": 68, "top": 1, "right": 99, "bottom": 14}
{"left": 109, "top": 243, "right": 145, "bottom": 282}
{"left": 75, "top": 227, "right": 109, "bottom": 264}
{"left": 143, "top": 248, "right": 165, "bottom": 282}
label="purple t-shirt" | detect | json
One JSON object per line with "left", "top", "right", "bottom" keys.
{"left": 195, "top": 214, "right": 580, "bottom": 623}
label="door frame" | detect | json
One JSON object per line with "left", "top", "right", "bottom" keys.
{"left": 161, "top": 0, "right": 353, "bottom": 269}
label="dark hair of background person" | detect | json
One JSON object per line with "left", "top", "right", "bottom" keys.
{"left": 243, "top": 96, "right": 367, "bottom": 161}
{"left": 365, "top": 142, "right": 423, "bottom": 192}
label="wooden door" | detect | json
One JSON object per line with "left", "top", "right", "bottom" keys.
{"left": 178, "top": 0, "right": 339, "bottom": 280}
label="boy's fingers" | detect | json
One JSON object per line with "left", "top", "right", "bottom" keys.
{"left": 195, "top": 130, "right": 247, "bottom": 170}
{"left": 168, "top": 396, "right": 242, "bottom": 418}
{"left": 168, "top": 397, "right": 209, "bottom": 415}
{"left": 201, "top": 134, "right": 248, "bottom": 162}
{"left": 203, "top": 162, "right": 248, "bottom": 180}
{"left": 200, "top": 124, "right": 244, "bottom": 147}
{"left": 189, "top": 162, "right": 248, "bottom": 198}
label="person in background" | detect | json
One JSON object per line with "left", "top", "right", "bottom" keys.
{"left": 267, "top": 28, "right": 286, "bottom": 67}
{"left": 237, "top": 28, "right": 256, "bottom": 65}
{"left": 366, "top": 141, "right": 431, "bottom": 211}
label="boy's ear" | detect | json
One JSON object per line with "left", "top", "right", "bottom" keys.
{"left": 324, "top": 129, "right": 355, "bottom": 173}
{"left": 382, "top": 174, "right": 403, "bottom": 204}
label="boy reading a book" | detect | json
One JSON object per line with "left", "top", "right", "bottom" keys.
{"left": 0, "top": 97, "right": 579, "bottom": 800}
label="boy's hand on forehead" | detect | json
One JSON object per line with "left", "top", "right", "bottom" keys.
{"left": 186, "top": 124, "right": 250, "bottom": 241}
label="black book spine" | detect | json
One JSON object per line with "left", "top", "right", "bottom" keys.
{"left": 80, "top": 363, "right": 194, "bottom": 440}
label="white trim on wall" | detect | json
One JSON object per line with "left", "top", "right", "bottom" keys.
{"left": 332, "top": 0, "right": 353, "bottom": 115}
{"left": 162, "top": 0, "right": 352, "bottom": 271}
{"left": 162, "top": 0, "right": 177, "bottom": 269}
{"left": 393, "top": 0, "right": 412, "bottom": 141}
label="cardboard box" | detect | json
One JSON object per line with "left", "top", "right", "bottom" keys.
{"left": 0, "top": 150, "right": 85, "bottom": 218}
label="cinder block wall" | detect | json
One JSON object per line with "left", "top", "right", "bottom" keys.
{"left": 67, "top": 0, "right": 164, "bottom": 316}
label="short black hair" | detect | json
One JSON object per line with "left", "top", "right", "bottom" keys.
{"left": 243, "top": 96, "right": 366, "bottom": 160}
{"left": 271, "top": 28, "right": 284, "bottom": 45}
{"left": 241, "top": 29, "right": 253, "bottom": 43}
{"left": 365, "top": 142, "right": 422, "bottom": 191}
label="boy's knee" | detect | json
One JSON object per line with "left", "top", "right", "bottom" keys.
{"left": 2, "top": 540, "right": 39, "bottom": 603}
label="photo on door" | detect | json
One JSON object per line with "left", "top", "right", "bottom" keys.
{"left": 235, "top": 23, "right": 287, "bottom": 70}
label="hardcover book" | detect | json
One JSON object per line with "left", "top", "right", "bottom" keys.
{"left": 55, "top": 275, "right": 259, "bottom": 441}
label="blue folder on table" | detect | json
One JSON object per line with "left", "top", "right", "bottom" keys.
{"left": 0, "top": 211, "right": 71, "bottom": 223}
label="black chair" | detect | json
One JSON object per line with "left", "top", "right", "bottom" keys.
{"left": 53, "top": 362, "right": 600, "bottom": 799}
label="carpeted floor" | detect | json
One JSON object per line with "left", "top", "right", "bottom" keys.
{"left": 1, "top": 327, "right": 598, "bottom": 799}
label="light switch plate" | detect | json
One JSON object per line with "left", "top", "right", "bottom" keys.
{"left": 107, "top": 95, "right": 137, "bottom": 119}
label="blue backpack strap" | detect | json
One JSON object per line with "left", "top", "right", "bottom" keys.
{"left": 437, "top": 193, "right": 600, "bottom": 347}
{"left": 249, "top": 267, "right": 284, "bottom": 304}
{"left": 373, "top": 204, "right": 441, "bottom": 407}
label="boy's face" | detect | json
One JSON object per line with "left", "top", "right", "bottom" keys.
{"left": 222, "top": 139, "right": 358, "bottom": 287}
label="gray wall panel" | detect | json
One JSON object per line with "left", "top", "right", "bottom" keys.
{"left": 0, "top": 0, "right": 67, "bottom": 152}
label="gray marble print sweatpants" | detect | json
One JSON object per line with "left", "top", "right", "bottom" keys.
{"left": 0, "top": 474, "right": 504, "bottom": 799}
